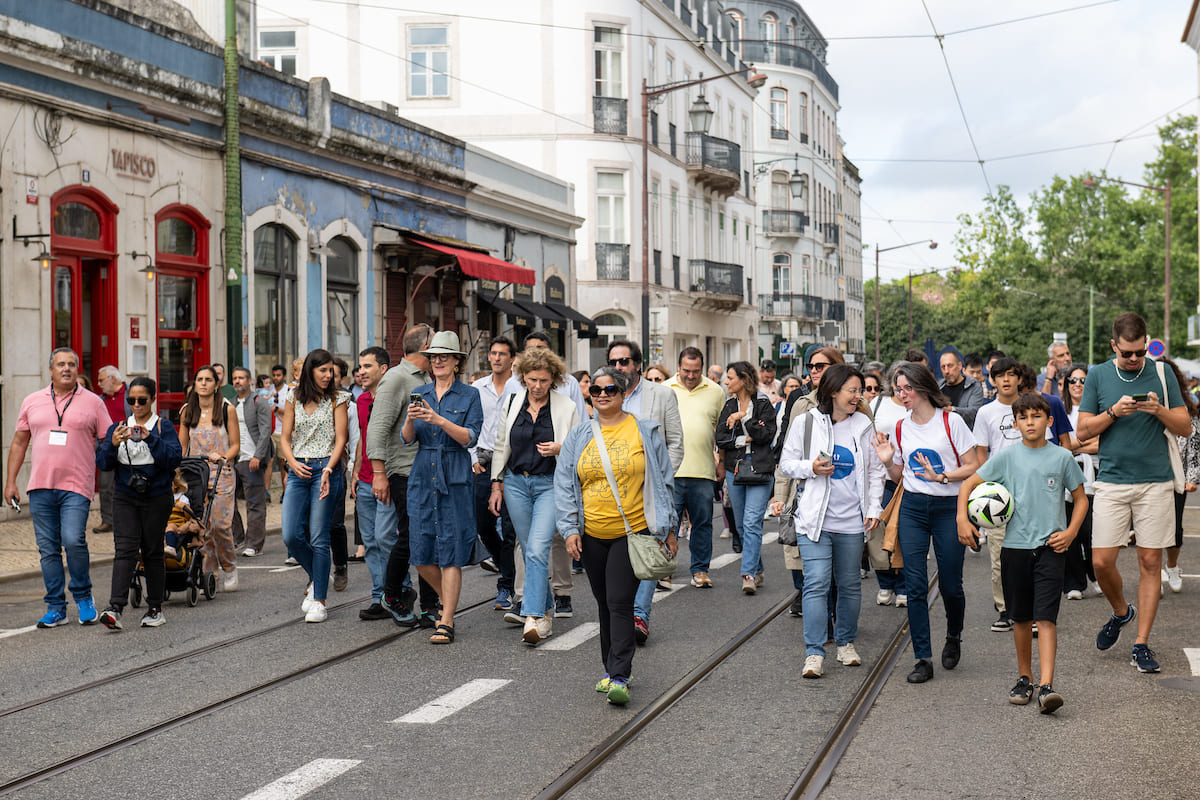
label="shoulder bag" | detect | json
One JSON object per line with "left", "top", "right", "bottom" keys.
{"left": 589, "top": 417, "right": 676, "bottom": 580}
{"left": 733, "top": 402, "right": 772, "bottom": 486}
{"left": 1155, "top": 360, "right": 1186, "bottom": 493}
{"left": 776, "top": 412, "right": 812, "bottom": 547}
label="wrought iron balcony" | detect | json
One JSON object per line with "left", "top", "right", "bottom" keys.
{"left": 593, "top": 96, "right": 627, "bottom": 135}
{"left": 595, "top": 242, "right": 630, "bottom": 280}
{"left": 685, "top": 132, "right": 741, "bottom": 196}
{"left": 822, "top": 223, "right": 840, "bottom": 247}
{"left": 770, "top": 127, "right": 788, "bottom": 140}
{"left": 740, "top": 41, "right": 839, "bottom": 101}
{"left": 757, "top": 293, "right": 845, "bottom": 322}
{"left": 689, "top": 259, "right": 743, "bottom": 300}
{"left": 762, "top": 210, "right": 809, "bottom": 236}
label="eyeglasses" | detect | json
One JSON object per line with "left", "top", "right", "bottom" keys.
{"left": 841, "top": 388, "right": 864, "bottom": 396}
{"left": 896, "top": 385, "right": 917, "bottom": 395}
{"left": 1066, "top": 377, "right": 1086, "bottom": 385}
{"left": 806, "top": 362, "right": 830, "bottom": 372}
{"left": 589, "top": 384, "right": 621, "bottom": 397}
{"left": 607, "top": 357, "right": 634, "bottom": 367}
{"left": 129, "top": 396, "right": 151, "bottom": 406}
{"left": 429, "top": 353, "right": 454, "bottom": 362}
{"left": 1118, "top": 349, "right": 1147, "bottom": 359}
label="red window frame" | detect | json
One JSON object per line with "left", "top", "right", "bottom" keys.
{"left": 154, "top": 204, "right": 211, "bottom": 412}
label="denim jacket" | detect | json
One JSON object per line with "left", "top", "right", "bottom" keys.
{"left": 554, "top": 415, "right": 678, "bottom": 541}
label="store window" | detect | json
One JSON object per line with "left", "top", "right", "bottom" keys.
{"left": 326, "top": 236, "right": 359, "bottom": 363}
{"left": 254, "top": 223, "right": 299, "bottom": 378}
{"left": 154, "top": 206, "right": 211, "bottom": 413}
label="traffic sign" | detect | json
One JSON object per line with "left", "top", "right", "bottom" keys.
{"left": 1148, "top": 338, "right": 1165, "bottom": 358}
{"left": 780, "top": 342, "right": 796, "bottom": 357}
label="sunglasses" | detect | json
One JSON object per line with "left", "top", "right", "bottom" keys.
{"left": 129, "top": 396, "right": 151, "bottom": 406}
{"left": 649, "top": 376, "right": 664, "bottom": 382}
{"left": 806, "top": 362, "right": 830, "bottom": 372}
{"left": 589, "top": 384, "right": 621, "bottom": 397}
{"left": 1065, "top": 377, "right": 1086, "bottom": 385}
{"left": 1117, "top": 349, "right": 1147, "bottom": 359}
{"left": 607, "top": 357, "right": 634, "bottom": 367}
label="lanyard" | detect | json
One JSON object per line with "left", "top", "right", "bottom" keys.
{"left": 50, "top": 385, "right": 78, "bottom": 428}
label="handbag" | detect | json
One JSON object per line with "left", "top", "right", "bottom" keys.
{"left": 776, "top": 413, "right": 813, "bottom": 547}
{"left": 1155, "top": 360, "right": 1187, "bottom": 493}
{"left": 589, "top": 417, "right": 676, "bottom": 580}
{"left": 733, "top": 411, "right": 772, "bottom": 486}
{"left": 873, "top": 484, "right": 904, "bottom": 570}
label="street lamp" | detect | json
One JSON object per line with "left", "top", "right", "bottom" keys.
{"left": 640, "top": 67, "right": 767, "bottom": 357}
{"left": 753, "top": 153, "right": 809, "bottom": 200}
{"left": 872, "top": 239, "right": 937, "bottom": 361}
{"left": 1083, "top": 173, "right": 1172, "bottom": 354}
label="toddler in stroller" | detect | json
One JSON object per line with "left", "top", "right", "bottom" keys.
{"left": 165, "top": 470, "right": 202, "bottom": 561}
{"left": 133, "top": 458, "right": 220, "bottom": 606}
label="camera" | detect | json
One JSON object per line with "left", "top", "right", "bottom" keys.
{"left": 130, "top": 427, "right": 145, "bottom": 442}
{"left": 128, "top": 469, "right": 150, "bottom": 494}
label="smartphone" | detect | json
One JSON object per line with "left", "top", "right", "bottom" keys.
{"left": 409, "top": 392, "right": 424, "bottom": 407}
{"left": 7, "top": 498, "right": 20, "bottom": 513}
{"left": 130, "top": 426, "right": 145, "bottom": 441}
{"left": 818, "top": 450, "right": 831, "bottom": 462}
{"left": 1131, "top": 393, "right": 1149, "bottom": 402}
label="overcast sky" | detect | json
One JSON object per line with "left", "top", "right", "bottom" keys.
{"left": 798, "top": 0, "right": 1197, "bottom": 282}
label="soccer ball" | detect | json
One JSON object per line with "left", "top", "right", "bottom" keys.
{"left": 967, "top": 482, "right": 1014, "bottom": 529}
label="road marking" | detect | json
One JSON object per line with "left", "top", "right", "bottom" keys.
{"left": 711, "top": 553, "right": 741, "bottom": 570}
{"left": 241, "top": 758, "right": 361, "bottom": 800}
{"left": 0, "top": 625, "right": 38, "bottom": 640}
{"left": 1185, "top": 648, "right": 1200, "bottom": 677}
{"left": 651, "top": 583, "right": 686, "bottom": 603}
{"left": 269, "top": 565, "right": 303, "bottom": 573}
{"left": 235, "top": 565, "right": 297, "bottom": 570}
{"left": 391, "top": 678, "right": 511, "bottom": 724}
{"left": 539, "top": 622, "right": 600, "bottom": 651}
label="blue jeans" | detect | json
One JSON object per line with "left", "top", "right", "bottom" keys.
{"left": 897, "top": 492, "right": 966, "bottom": 660}
{"left": 355, "top": 479, "right": 399, "bottom": 602}
{"left": 503, "top": 472, "right": 556, "bottom": 618}
{"left": 633, "top": 477, "right": 716, "bottom": 622}
{"left": 725, "top": 475, "right": 769, "bottom": 577}
{"left": 28, "top": 489, "right": 93, "bottom": 611}
{"left": 797, "top": 530, "right": 864, "bottom": 656}
{"left": 281, "top": 458, "right": 343, "bottom": 602}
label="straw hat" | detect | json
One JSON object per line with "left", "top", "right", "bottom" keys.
{"left": 421, "top": 330, "right": 467, "bottom": 358}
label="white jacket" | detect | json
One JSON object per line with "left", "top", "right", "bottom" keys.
{"left": 778, "top": 408, "right": 885, "bottom": 543}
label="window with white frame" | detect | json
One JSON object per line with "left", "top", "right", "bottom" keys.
{"left": 594, "top": 26, "right": 624, "bottom": 98}
{"left": 726, "top": 11, "right": 742, "bottom": 53}
{"left": 771, "top": 171, "right": 791, "bottom": 211}
{"left": 786, "top": 18, "right": 797, "bottom": 44}
{"left": 647, "top": 39, "right": 656, "bottom": 84}
{"left": 704, "top": 201, "right": 712, "bottom": 258}
{"left": 773, "top": 253, "right": 791, "bottom": 294}
{"left": 595, "top": 171, "right": 626, "bottom": 243}
{"left": 798, "top": 92, "right": 808, "bottom": 139}
{"left": 408, "top": 25, "right": 450, "bottom": 98}
{"left": 769, "top": 88, "right": 787, "bottom": 138}
{"left": 761, "top": 13, "right": 777, "bottom": 54}
{"left": 718, "top": 211, "right": 725, "bottom": 260}
{"left": 665, "top": 57, "right": 675, "bottom": 123}
{"left": 259, "top": 29, "right": 299, "bottom": 76}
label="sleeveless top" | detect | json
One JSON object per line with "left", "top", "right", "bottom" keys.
{"left": 292, "top": 393, "right": 348, "bottom": 458}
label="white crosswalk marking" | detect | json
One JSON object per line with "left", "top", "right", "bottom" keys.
{"left": 651, "top": 583, "right": 685, "bottom": 603}
{"left": 0, "top": 625, "right": 38, "bottom": 640}
{"left": 539, "top": 622, "right": 600, "bottom": 651}
{"left": 391, "top": 678, "right": 512, "bottom": 724}
{"left": 241, "top": 758, "right": 361, "bottom": 800}
{"left": 710, "top": 553, "right": 741, "bottom": 570}
{"left": 1184, "top": 648, "right": 1200, "bottom": 677}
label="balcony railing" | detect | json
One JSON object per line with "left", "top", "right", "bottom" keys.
{"left": 762, "top": 210, "right": 809, "bottom": 236}
{"left": 593, "top": 96, "right": 627, "bottom": 135}
{"left": 757, "top": 294, "right": 846, "bottom": 321}
{"left": 689, "top": 259, "right": 743, "bottom": 299}
{"left": 595, "top": 242, "right": 630, "bottom": 280}
{"left": 822, "top": 223, "right": 840, "bottom": 246}
{"left": 685, "top": 132, "right": 741, "bottom": 195}
{"left": 741, "top": 41, "right": 839, "bottom": 101}
{"left": 770, "top": 127, "right": 789, "bottom": 140}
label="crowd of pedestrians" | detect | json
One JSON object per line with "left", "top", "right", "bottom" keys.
{"left": 6, "top": 309, "right": 1196, "bottom": 712}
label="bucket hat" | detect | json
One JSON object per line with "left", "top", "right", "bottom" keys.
{"left": 421, "top": 330, "right": 467, "bottom": 357}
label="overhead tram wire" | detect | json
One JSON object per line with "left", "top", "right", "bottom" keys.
{"left": 1102, "top": 95, "right": 1200, "bottom": 172}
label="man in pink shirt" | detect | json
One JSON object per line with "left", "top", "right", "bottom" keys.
{"left": 94, "top": 365, "right": 129, "bottom": 534}
{"left": 5, "top": 348, "right": 110, "bottom": 627}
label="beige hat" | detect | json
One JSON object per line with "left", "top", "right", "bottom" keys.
{"left": 421, "top": 330, "right": 467, "bottom": 357}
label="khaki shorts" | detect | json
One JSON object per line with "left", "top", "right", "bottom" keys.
{"left": 271, "top": 433, "right": 284, "bottom": 465}
{"left": 1091, "top": 480, "right": 1175, "bottom": 549}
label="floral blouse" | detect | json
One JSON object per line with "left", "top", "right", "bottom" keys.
{"left": 292, "top": 392, "right": 349, "bottom": 458}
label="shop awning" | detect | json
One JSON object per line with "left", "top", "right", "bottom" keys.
{"left": 514, "top": 300, "right": 568, "bottom": 332}
{"left": 546, "top": 303, "right": 598, "bottom": 338}
{"left": 408, "top": 238, "right": 536, "bottom": 286}
{"left": 479, "top": 292, "right": 535, "bottom": 328}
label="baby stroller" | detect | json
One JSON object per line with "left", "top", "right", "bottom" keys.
{"left": 129, "top": 457, "right": 224, "bottom": 608}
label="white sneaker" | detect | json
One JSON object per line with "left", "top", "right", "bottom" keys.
{"left": 1066, "top": 589, "right": 1084, "bottom": 600}
{"left": 163, "top": 545, "right": 178, "bottom": 560}
{"left": 305, "top": 600, "right": 327, "bottom": 623}
{"left": 802, "top": 654, "right": 824, "bottom": 678}
{"left": 241, "top": 547, "right": 257, "bottom": 558}
{"left": 285, "top": 556, "right": 299, "bottom": 566}
{"left": 1090, "top": 581, "right": 1104, "bottom": 597}
{"left": 1166, "top": 565, "right": 1183, "bottom": 593}
{"left": 222, "top": 568, "right": 238, "bottom": 592}
{"left": 522, "top": 615, "right": 553, "bottom": 645}
{"left": 876, "top": 589, "right": 895, "bottom": 606}
{"left": 719, "top": 530, "right": 731, "bottom": 539}
{"left": 837, "top": 643, "right": 862, "bottom": 666}
{"left": 895, "top": 594, "right": 908, "bottom": 608}
{"left": 301, "top": 583, "right": 315, "bottom": 613}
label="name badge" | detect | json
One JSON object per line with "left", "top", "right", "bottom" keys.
{"left": 48, "top": 430, "right": 68, "bottom": 446}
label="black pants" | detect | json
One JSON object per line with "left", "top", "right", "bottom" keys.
{"left": 329, "top": 469, "right": 349, "bottom": 569}
{"left": 582, "top": 533, "right": 639, "bottom": 681}
{"left": 1063, "top": 500, "right": 1096, "bottom": 593}
{"left": 110, "top": 490, "right": 173, "bottom": 610}
{"left": 383, "top": 473, "right": 438, "bottom": 609}
{"left": 473, "top": 469, "right": 515, "bottom": 592}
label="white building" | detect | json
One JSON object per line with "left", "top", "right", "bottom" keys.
{"left": 214, "top": 0, "right": 763, "bottom": 370}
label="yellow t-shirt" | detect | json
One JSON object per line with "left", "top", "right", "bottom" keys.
{"left": 578, "top": 414, "right": 648, "bottom": 539}
{"left": 666, "top": 375, "right": 725, "bottom": 480}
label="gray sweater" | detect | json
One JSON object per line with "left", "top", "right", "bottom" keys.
{"left": 365, "top": 359, "right": 428, "bottom": 477}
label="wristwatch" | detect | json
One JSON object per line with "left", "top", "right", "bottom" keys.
{"left": 938, "top": 474, "right": 950, "bottom": 485}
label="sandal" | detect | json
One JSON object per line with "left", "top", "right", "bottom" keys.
{"left": 430, "top": 623, "right": 455, "bottom": 644}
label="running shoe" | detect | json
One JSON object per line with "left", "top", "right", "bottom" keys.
{"left": 895, "top": 594, "right": 908, "bottom": 608}
{"left": 595, "top": 674, "right": 612, "bottom": 692}
{"left": 305, "top": 601, "right": 328, "bottom": 623}
{"left": 494, "top": 589, "right": 515, "bottom": 612}
{"left": 1166, "top": 565, "right": 1183, "bottom": 594}
{"left": 742, "top": 575, "right": 757, "bottom": 594}
{"left": 633, "top": 615, "right": 649, "bottom": 644}
{"left": 99, "top": 607, "right": 123, "bottom": 631}
{"left": 381, "top": 594, "right": 418, "bottom": 628}
{"left": 1066, "top": 589, "right": 1084, "bottom": 601}
{"left": 690, "top": 572, "right": 712, "bottom": 588}
{"left": 606, "top": 677, "right": 630, "bottom": 705}
{"left": 140, "top": 607, "right": 165, "bottom": 627}
{"left": 802, "top": 655, "right": 824, "bottom": 678}
{"left": 1008, "top": 676, "right": 1034, "bottom": 705}
{"left": 837, "top": 644, "right": 861, "bottom": 666}
{"left": 1037, "top": 684, "right": 1063, "bottom": 714}
{"left": 1096, "top": 604, "right": 1136, "bottom": 651}
{"left": 37, "top": 609, "right": 68, "bottom": 628}
{"left": 77, "top": 597, "right": 98, "bottom": 625}
{"left": 876, "top": 589, "right": 895, "bottom": 606}
{"left": 554, "top": 595, "right": 573, "bottom": 618}
{"left": 1131, "top": 643, "right": 1160, "bottom": 673}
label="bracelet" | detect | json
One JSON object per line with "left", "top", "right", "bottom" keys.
{"left": 372, "top": 469, "right": 385, "bottom": 474}
{"left": 322, "top": 466, "right": 333, "bottom": 474}
{"left": 1106, "top": 406, "right": 1117, "bottom": 420}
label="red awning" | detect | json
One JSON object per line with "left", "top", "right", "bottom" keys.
{"left": 409, "top": 238, "right": 535, "bottom": 286}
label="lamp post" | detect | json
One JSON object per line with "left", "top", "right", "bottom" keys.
{"left": 1083, "top": 173, "right": 1171, "bottom": 353}
{"left": 873, "top": 239, "right": 937, "bottom": 361}
{"left": 640, "top": 67, "right": 766, "bottom": 357}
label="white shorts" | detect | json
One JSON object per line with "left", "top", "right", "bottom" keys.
{"left": 1091, "top": 481, "right": 1175, "bottom": 550}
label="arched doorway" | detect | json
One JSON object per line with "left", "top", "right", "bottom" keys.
{"left": 50, "top": 187, "right": 119, "bottom": 386}
{"left": 155, "top": 205, "right": 212, "bottom": 412}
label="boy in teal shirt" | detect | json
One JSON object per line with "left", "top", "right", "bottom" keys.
{"left": 958, "top": 393, "right": 1087, "bottom": 714}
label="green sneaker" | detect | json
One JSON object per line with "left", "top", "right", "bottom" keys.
{"left": 595, "top": 674, "right": 612, "bottom": 692}
{"left": 606, "top": 677, "right": 630, "bottom": 705}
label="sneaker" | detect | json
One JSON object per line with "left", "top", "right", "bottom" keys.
{"left": 895, "top": 594, "right": 908, "bottom": 608}
{"left": 99, "top": 607, "right": 123, "bottom": 631}
{"left": 494, "top": 589, "right": 515, "bottom": 612}
{"left": 1037, "top": 684, "right": 1063, "bottom": 714}
{"left": 1008, "top": 676, "right": 1034, "bottom": 705}
{"left": 837, "top": 644, "right": 861, "bottom": 666}
{"left": 479, "top": 558, "right": 499, "bottom": 573}
{"left": 381, "top": 594, "right": 418, "bottom": 628}
{"left": 1031, "top": 622, "right": 1039, "bottom": 638}
{"left": 789, "top": 596, "right": 804, "bottom": 617}
{"left": 77, "top": 597, "right": 98, "bottom": 625}
{"left": 37, "top": 609, "right": 68, "bottom": 628}
{"left": 633, "top": 615, "right": 649, "bottom": 644}
{"left": 522, "top": 615, "right": 553, "bottom": 645}
{"left": 92, "top": 523, "right": 113, "bottom": 533}
{"left": 606, "top": 677, "right": 631, "bottom": 705}
{"left": 1166, "top": 565, "right": 1183, "bottom": 593}
{"left": 731, "top": 535, "right": 743, "bottom": 554}
{"left": 503, "top": 609, "right": 525, "bottom": 625}
{"left": 906, "top": 659, "right": 934, "bottom": 684}
{"left": 719, "top": 530, "right": 731, "bottom": 539}
{"left": 359, "top": 602, "right": 391, "bottom": 621}
{"left": 691, "top": 572, "right": 712, "bottom": 588}
{"left": 265, "top": 491, "right": 272, "bottom": 503}
{"left": 222, "top": 567, "right": 238, "bottom": 592}
{"left": 418, "top": 607, "right": 439, "bottom": 628}
{"left": 332, "top": 565, "right": 348, "bottom": 592}
{"left": 140, "top": 607, "right": 165, "bottom": 627}
{"left": 1090, "top": 581, "right": 1105, "bottom": 597}
{"left": 655, "top": 576, "right": 672, "bottom": 591}
{"left": 876, "top": 589, "right": 895, "bottom": 606}
{"left": 595, "top": 674, "right": 613, "bottom": 692}
{"left": 1066, "top": 589, "right": 1084, "bottom": 601}
{"left": 755, "top": 571, "right": 765, "bottom": 587}
{"left": 941, "top": 636, "right": 961, "bottom": 670}
{"left": 1096, "top": 604, "right": 1136, "bottom": 651}
{"left": 305, "top": 601, "right": 328, "bottom": 623}
{"left": 1131, "top": 643, "right": 1161, "bottom": 673}
{"left": 554, "top": 595, "right": 573, "bottom": 618}
{"left": 164, "top": 545, "right": 178, "bottom": 560}
{"left": 802, "top": 655, "right": 824, "bottom": 678}
{"left": 301, "top": 583, "right": 315, "bottom": 613}
{"left": 742, "top": 574, "right": 757, "bottom": 595}
{"left": 284, "top": 556, "right": 299, "bottom": 566}
{"left": 240, "top": 547, "right": 258, "bottom": 558}
{"left": 991, "top": 614, "right": 1013, "bottom": 632}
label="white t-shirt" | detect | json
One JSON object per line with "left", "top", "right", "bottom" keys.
{"left": 872, "top": 396, "right": 909, "bottom": 444}
{"left": 823, "top": 417, "right": 864, "bottom": 533}
{"left": 893, "top": 409, "right": 976, "bottom": 496}
{"left": 236, "top": 397, "right": 257, "bottom": 463}
{"left": 272, "top": 384, "right": 290, "bottom": 435}
{"left": 1066, "top": 407, "right": 1097, "bottom": 495}
{"left": 974, "top": 398, "right": 1054, "bottom": 455}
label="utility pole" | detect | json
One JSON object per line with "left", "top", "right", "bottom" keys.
{"left": 907, "top": 271, "right": 913, "bottom": 350}
{"left": 224, "top": 0, "right": 242, "bottom": 367}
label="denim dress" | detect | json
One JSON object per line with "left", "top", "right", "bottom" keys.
{"left": 407, "top": 381, "right": 483, "bottom": 567}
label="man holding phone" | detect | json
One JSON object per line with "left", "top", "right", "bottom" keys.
{"left": 1076, "top": 312, "right": 1191, "bottom": 674}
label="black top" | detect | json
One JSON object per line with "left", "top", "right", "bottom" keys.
{"left": 942, "top": 379, "right": 968, "bottom": 407}
{"left": 714, "top": 395, "right": 778, "bottom": 474}
{"left": 507, "top": 395, "right": 556, "bottom": 475}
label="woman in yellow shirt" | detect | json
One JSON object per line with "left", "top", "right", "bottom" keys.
{"left": 555, "top": 367, "right": 678, "bottom": 705}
